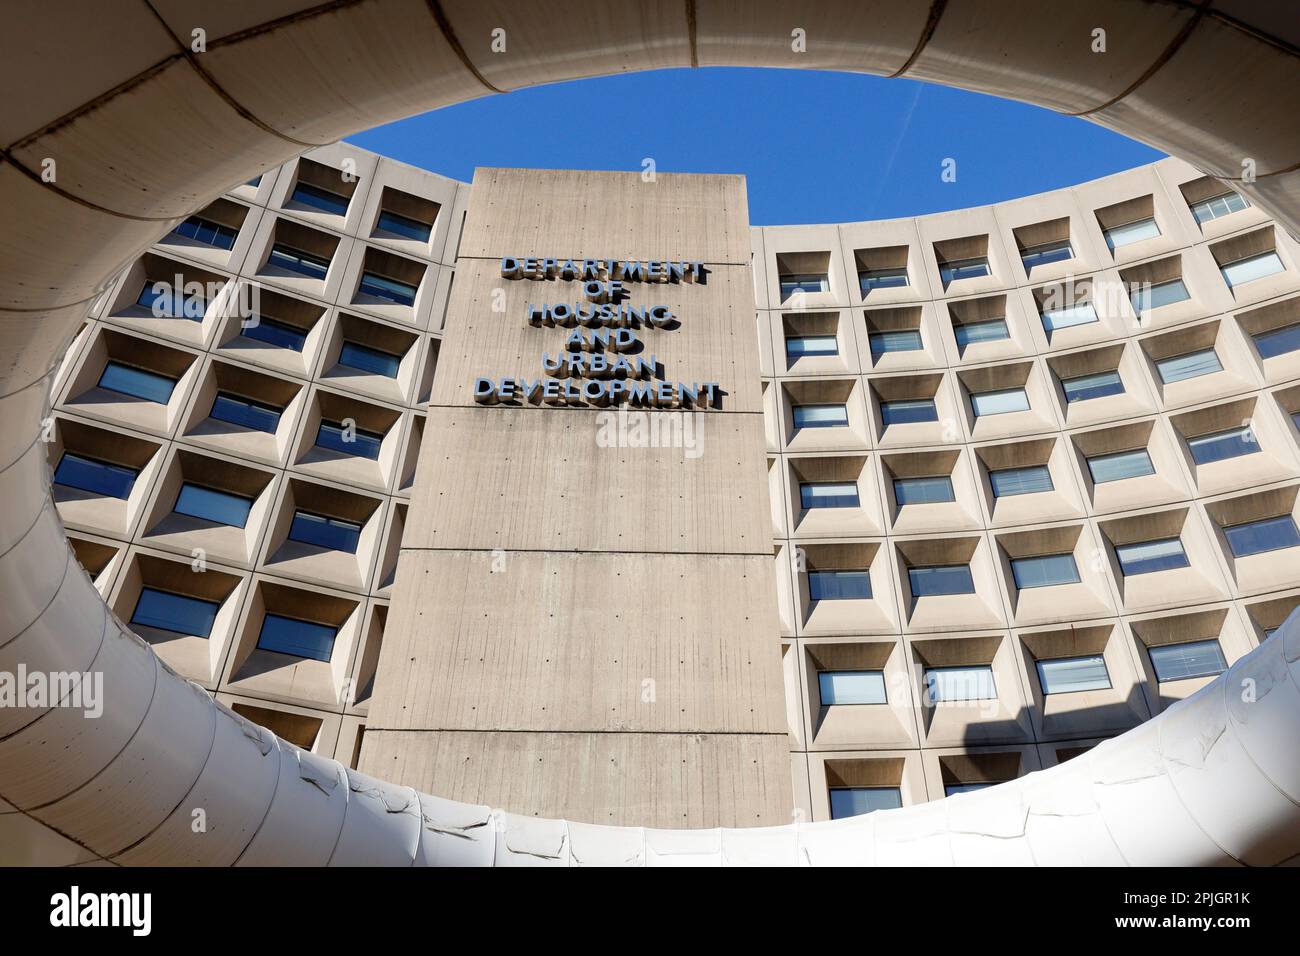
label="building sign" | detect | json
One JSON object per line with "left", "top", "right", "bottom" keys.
{"left": 472, "top": 256, "right": 722, "bottom": 408}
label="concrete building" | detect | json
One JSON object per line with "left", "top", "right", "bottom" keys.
{"left": 1, "top": 0, "right": 1299, "bottom": 865}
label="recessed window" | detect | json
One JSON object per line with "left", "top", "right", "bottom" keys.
{"left": 136, "top": 281, "right": 206, "bottom": 320}
{"left": 339, "top": 340, "right": 402, "bottom": 378}
{"left": 945, "top": 782, "right": 998, "bottom": 796}
{"left": 358, "top": 270, "right": 418, "bottom": 307}
{"left": 1190, "top": 191, "right": 1248, "bottom": 224}
{"left": 289, "top": 510, "right": 362, "bottom": 553}
{"left": 173, "top": 483, "right": 253, "bottom": 528}
{"left": 131, "top": 587, "right": 219, "bottom": 637}
{"left": 1221, "top": 251, "right": 1284, "bottom": 288}
{"left": 989, "top": 464, "right": 1053, "bottom": 497}
{"left": 779, "top": 273, "right": 829, "bottom": 300}
{"left": 54, "top": 452, "right": 138, "bottom": 499}
{"left": 1130, "top": 278, "right": 1190, "bottom": 314}
{"left": 1087, "top": 448, "right": 1155, "bottom": 484}
{"left": 1149, "top": 639, "right": 1227, "bottom": 682}
{"left": 290, "top": 180, "right": 351, "bottom": 216}
{"left": 880, "top": 398, "right": 937, "bottom": 425}
{"left": 1037, "top": 655, "right": 1111, "bottom": 694}
{"left": 909, "top": 563, "right": 976, "bottom": 596}
{"left": 211, "top": 392, "right": 282, "bottom": 433}
{"left": 316, "top": 420, "right": 384, "bottom": 460}
{"left": 256, "top": 613, "right": 337, "bottom": 662}
{"left": 1040, "top": 301, "right": 1098, "bottom": 332}
{"left": 893, "top": 475, "right": 954, "bottom": 505}
{"left": 1021, "top": 238, "right": 1073, "bottom": 270}
{"left": 268, "top": 244, "right": 331, "bottom": 280}
{"left": 1224, "top": 515, "right": 1300, "bottom": 557}
{"left": 1062, "top": 370, "right": 1124, "bottom": 403}
{"left": 954, "top": 318, "right": 1009, "bottom": 348}
{"left": 170, "top": 215, "right": 238, "bottom": 250}
{"left": 830, "top": 787, "right": 901, "bottom": 819}
{"left": 939, "top": 256, "right": 990, "bottom": 285}
{"left": 868, "top": 329, "right": 923, "bottom": 355}
{"left": 800, "top": 481, "right": 859, "bottom": 509}
{"left": 97, "top": 361, "right": 177, "bottom": 404}
{"left": 925, "top": 664, "right": 996, "bottom": 702}
{"left": 1010, "top": 553, "right": 1080, "bottom": 589}
{"left": 245, "top": 175, "right": 263, "bottom": 187}
{"left": 375, "top": 209, "right": 432, "bottom": 242}
{"left": 1104, "top": 217, "right": 1160, "bottom": 251}
{"left": 1253, "top": 322, "right": 1300, "bottom": 359}
{"left": 1188, "top": 425, "right": 1257, "bottom": 465}
{"left": 792, "top": 403, "right": 848, "bottom": 429}
{"left": 242, "top": 316, "right": 308, "bottom": 352}
{"left": 1116, "top": 537, "right": 1189, "bottom": 576}
{"left": 1155, "top": 348, "right": 1222, "bottom": 384}
{"left": 858, "top": 267, "right": 907, "bottom": 294}
{"left": 785, "top": 335, "right": 837, "bottom": 357}
{"left": 808, "top": 570, "right": 872, "bottom": 601}
{"left": 818, "top": 670, "right": 886, "bottom": 706}
{"left": 971, "top": 387, "right": 1030, "bottom": 417}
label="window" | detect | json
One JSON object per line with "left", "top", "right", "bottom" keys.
{"left": 868, "top": 330, "right": 922, "bottom": 354}
{"left": 792, "top": 403, "right": 848, "bottom": 429}
{"left": 800, "top": 481, "right": 859, "bottom": 509}
{"left": 1021, "top": 238, "right": 1073, "bottom": 270}
{"left": 909, "top": 564, "right": 975, "bottom": 596}
{"left": 173, "top": 483, "right": 253, "bottom": 528}
{"left": 808, "top": 570, "right": 871, "bottom": 601}
{"left": 256, "top": 613, "right": 338, "bottom": 662}
{"left": 954, "top": 318, "right": 1009, "bottom": 348}
{"left": 1040, "top": 301, "right": 1098, "bottom": 332}
{"left": 54, "top": 452, "right": 138, "bottom": 499}
{"left": 137, "top": 281, "right": 207, "bottom": 320}
{"left": 1223, "top": 515, "right": 1300, "bottom": 557}
{"left": 785, "top": 335, "right": 837, "bottom": 357}
{"left": 131, "top": 587, "right": 219, "bottom": 637}
{"left": 171, "top": 215, "right": 238, "bottom": 250}
{"left": 1253, "top": 322, "right": 1300, "bottom": 360}
{"left": 1129, "top": 278, "right": 1190, "bottom": 314}
{"left": 780, "top": 274, "right": 829, "bottom": 300}
{"left": 1087, "top": 448, "right": 1155, "bottom": 484}
{"left": 242, "top": 316, "right": 307, "bottom": 352}
{"left": 316, "top": 420, "right": 383, "bottom": 460}
{"left": 210, "top": 392, "right": 282, "bottom": 433}
{"left": 880, "top": 398, "right": 937, "bottom": 425}
{"left": 1188, "top": 426, "right": 1257, "bottom": 465}
{"left": 830, "top": 787, "right": 902, "bottom": 819}
{"left": 1190, "top": 191, "right": 1248, "bottom": 224}
{"left": 245, "top": 175, "right": 263, "bottom": 187}
{"left": 1062, "top": 370, "right": 1124, "bottom": 403}
{"left": 1037, "top": 655, "right": 1111, "bottom": 694}
{"left": 97, "top": 361, "right": 177, "bottom": 404}
{"left": 989, "top": 465, "right": 1053, "bottom": 497}
{"left": 289, "top": 511, "right": 362, "bottom": 553}
{"left": 358, "top": 271, "right": 418, "bottom": 306}
{"left": 1104, "top": 217, "right": 1160, "bottom": 251}
{"left": 945, "top": 783, "right": 998, "bottom": 796}
{"left": 893, "top": 475, "right": 954, "bottom": 505}
{"left": 1116, "top": 537, "right": 1189, "bottom": 576}
{"left": 1155, "top": 348, "right": 1222, "bottom": 384}
{"left": 290, "top": 181, "right": 350, "bottom": 216}
{"left": 925, "top": 665, "right": 996, "bottom": 702}
{"left": 1010, "top": 553, "right": 1080, "bottom": 589}
{"left": 939, "top": 257, "right": 990, "bottom": 285}
{"left": 858, "top": 267, "right": 907, "bottom": 294}
{"left": 971, "top": 387, "right": 1030, "bottom": 417}
{"left": 1149, "top": 639, "right": 1227, "bottom": 682}
{"left": 338, "top": 340, "right": 402, "bottom": 378}
{"left": 818, "top": 671, "right": 886, "bottom": 706}
{"left": 1221, "top": 251, "right": 1284, "bottom": 288}
{"left": 268, "top": 244, "right": 331, "bottom": 280}
{"left": 376, "top": 209, "right": 432, "bottom": 242}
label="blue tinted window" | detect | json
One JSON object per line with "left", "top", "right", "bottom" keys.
{"left": 939, "top": 257, "right": 990, "bottom": 285}
{"left": 780, "top": 275, "right": 828, "bottom": 300}
{"left": 1010, "top": 553, "right": 1080, "bottom": 589}
{"left": 1188, "top": 426, "right": 1257, "bottom": 465}
{"left": 210, "top": 392, "right": 282, "bottom": 433}
{"left": 800, "top": 482, "right": 859, "bottom": 509}
{"left": 1040, "top": 301, "right": 1097, "bottom": 332}
{"left": 909, "top": 564, "right": 975, "bottom": 596}
{"left": 880, "top": 398, "right": 937, "bottom": 425}
{"left": 376, "top": 209, "right": 433, "bottom": 242}
{"left": 785, "top": 335, "right": 838, "bottom": 357}
{"left": 818, "top": 671, "right": 887, "bottom": 706}
{"left": 894, "top": 476, "right": 955, "bottom": 505}
{"left": 954, "top": 319, "right": 1009, "bottom": 348}
{"left": 808, "top": 570, "right": 871, "bottom": 600}
{"left": 858, "top": 268, "right": 908, "bottom": 294}
{"left": 256, "top": 613, "right": 338, "bottom": 662}
{"left": 136, "top": 282, "right": 207, "bottom": 320}
{"left": 290, "top": 181, "right": 350, "bottom": 215}
{"left": 1190, "top": 191, "right": 1248, "bottom": 224}
{"left": 54, "top": 452, "right": 138, "bottom": 499}
{"left": 989, "top": 465, "right": 1053, "bottom": 497}
{"left": 793, "top": 404, "right": 848, "bottom": 428}
{"left": 1021, "top": 239, "right": 1073, "bottom": 271}
{"left": 1062, "top": 370, "right": 1124, "bottom": 403}
{"left": 1087, "top": 448, "right": 1155, "bottom": 484}
{"left": 97, "top": 361, "right": 177, "bottom": 404}
{"left": 1116, "top": 537, "right": 1189, "bottom": 576}
{"left": 131, "top": 587, "right": 219, "bottom": 637}
{"left": 869, "top": 330, "right": 922, "bottom": 354}
{"left": 1221, "top": 251, "right": 1284, "bottom": 288}
{"left": 1156, "top": 348, "right": 1221, "bottom": 384}
{"left": 945, "top": 783, "right": 998, "bottom": 796}
{"left": 925, "top": 665, "right": 996, "bottom": 702}
{"left": 268, "top": 244, "right": 331, "bottom": 280}
{"left": 289, "top": 511, "right": 362, "bottom": 553}
{"left": 830, "top": 787, "right": 901, "bottom": 819}
{"left": 971, "top": 388, "right": 1030, "bottom": 417}
{"left": 174, "top": 483, "right": 252, "bottom": 528}
{"left": 1149, "top": 640, "right": 1227, "bottom": 682}
{"left": 1254, "top": 322, "right": 1300, "bottom": 360}
{"left": 242, "top": 316, "right": 308, "bottom": 352}
{"left": 1224, "top": 515, "right": 1300, "bottom": 557}
{"left": 1129, "top": 278, "right": 1190, "bottom": 315}
{"left": 1104, "top": 217, "right": 1160, "bottom": 251}
{"left": 171, "top": 215, "right": 238, "bottom": 250}
{"left": 339, "top": 341, "right": 401, "bottom": 378}
{"left": 358, "top": 271, "right": 418, "bottom": 306}
{"left": 1037, "top": 655, "right": 1111, "bottom": 694}
{"left": 316, "top": 420, "right": 383, "bottom": 459}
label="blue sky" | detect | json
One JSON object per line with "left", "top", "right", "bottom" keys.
{"left": 348, "top": 67, "right": 1163, "bottom": 226}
